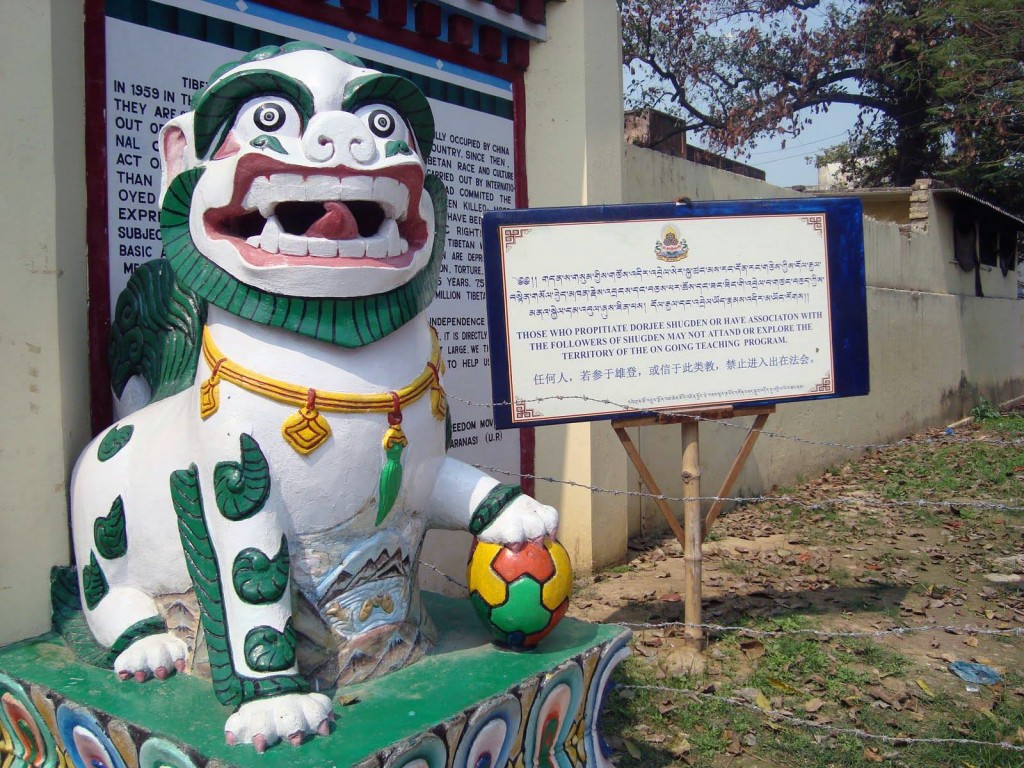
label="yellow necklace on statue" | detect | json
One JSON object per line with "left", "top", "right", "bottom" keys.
{"left": 199, "top": 327, "right": 447, "bottom": 457}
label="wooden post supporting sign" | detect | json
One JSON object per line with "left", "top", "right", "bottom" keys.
{"left": 611, "top": 405, "right": 775, "bottom": 648}
{"left": 680, "top": 420, "right": 702, "bottom": 648}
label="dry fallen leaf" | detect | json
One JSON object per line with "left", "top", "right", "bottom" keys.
{"left": 623, "top": 738, "right": 641, "bottom": 759}
{"left": 724, "top": 729, "right": 743, "bottom": 755}
{"left": 804, "top": 697, "right": 826, "bottom": 713}
{"left": 657, "top": 699, "right": 679, "bottom": 715}
{"left": 915, "top": 679, "right": 934, "bottom": 698}
{"left": 740, "top": 639, "right": 766, "bottom": 660}
{"left": 670, "top": 735, "right": 692, "bottom": 756}
{"left": 863, "top": 747, "right": 884, "bottom": 762}
{"left": 980, "top": 709, "right": 1002, "bottom": 726}
{"left": 766, "top": 677, "right": 801, "bottom": 694}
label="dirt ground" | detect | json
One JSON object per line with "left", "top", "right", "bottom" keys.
{"left": 565, "top": 418, "right": 1024, "bottom": 766}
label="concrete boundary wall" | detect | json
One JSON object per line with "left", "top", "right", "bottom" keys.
{"left": 0, "top": 2, "right": 90, "bottom": 646}
{"left": 621, "top": 145, "right": 1024, "bottom": 536}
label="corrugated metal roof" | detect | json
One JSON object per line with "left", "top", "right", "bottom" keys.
{"left": 812, "top": 183, "right": 1024, "bottom": 229}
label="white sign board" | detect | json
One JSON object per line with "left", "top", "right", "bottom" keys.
{"left": 483, "top": 199, "right": 869, "bottom": 427}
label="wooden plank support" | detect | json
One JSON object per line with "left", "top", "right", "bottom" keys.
{"left": 611, "top": 424, "right": 687, "bottom": 548}
{"left": 611, "top": 405, "right": 775, "bottom": 651}
{"left": 702, "top": 408, "right": 773, "bottom": 541}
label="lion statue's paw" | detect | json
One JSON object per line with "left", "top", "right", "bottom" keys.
{"left": 225, "top": 692, "right": 334, "bottom": 752}
{"left": 477, "top": 495, "right": 559, "bottom": 545}
{"left": 114, "top": 632, "right": 188, "bottom": 682}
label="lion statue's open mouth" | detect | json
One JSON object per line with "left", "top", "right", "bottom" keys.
{"left": 204, "top": 156, "right": 429, "bottom": 269}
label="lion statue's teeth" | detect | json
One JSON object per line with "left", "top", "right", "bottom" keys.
{"left": 247, "top": 214, "right": 406, "bottom": 258}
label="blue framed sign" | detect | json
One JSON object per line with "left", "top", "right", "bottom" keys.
{"left": 482, "top": 198, "right": 869, "bottom": 428}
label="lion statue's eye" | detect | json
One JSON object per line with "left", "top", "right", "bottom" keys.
{"left": 233, "top": 97, "right": 301, "bottom": 142}
{"left": 355, "top": 104, "right": 412, "bottom": 151}
{"left": 367, "top": 109, "right": 396, "bottom": 138}
{"left": 253, "top": 102, "right": 287, "bottom": 132}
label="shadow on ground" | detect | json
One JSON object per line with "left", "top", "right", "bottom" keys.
{"left": 576, "top": 566, "right": 911, "bottom": 633}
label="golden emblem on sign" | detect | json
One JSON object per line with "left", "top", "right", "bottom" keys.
{"left": 655, "top": 224, "right": 689, "bottom": 262}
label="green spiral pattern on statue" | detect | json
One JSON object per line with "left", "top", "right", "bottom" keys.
{"left": 97, "top": 424, "right": 134, "bottom": 462}
{"left": 243, "top": 619, "right": 296, "bottom": 673}
{"left": 81, "top": 552, "right": 108, "bottom": 610}
{"left": 214, "top": 434, "right": 271, "bottom": 521}
{"left": 50, "top": 567, "right": 165, "bottom": 668}
{"left": 94, "top": 496, "right": 128, "bottom": 560}
{"left": 192, "top": 68, "right": 315, "bottom": 159}
{"left": 172, "top": 464, "right": 306, "bottom": 707}
{"left": 160, "top": 169, "right": 448, "bottom": 349}
{"left": 342, "top": 73, "right": 435, "bottom": 160}
{"left": 232, "top": 535, "right": 290, "bottom": 605}
{"left": 172, "top": 463, "right": 242, "bottom": 706}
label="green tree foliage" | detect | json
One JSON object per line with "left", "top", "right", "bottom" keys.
{"left": 620, "top": 0, "right": 1024, "bottom": 212}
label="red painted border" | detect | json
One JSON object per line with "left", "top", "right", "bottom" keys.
{"left": 511, "top": 74, "right": 535, "bottom": 496}
{"left": 256, "top": 0, "right": 527, "bottom": 79}
{"left": 85, "top": 0, "right": 113, "bottom": 435}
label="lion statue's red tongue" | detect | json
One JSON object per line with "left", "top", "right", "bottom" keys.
{"left": 304, "top": 201, "right": 359, "bottom": 239}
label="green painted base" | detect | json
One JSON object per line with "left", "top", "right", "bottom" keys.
{"left": 0, "top": 592, "right": 630, "bottom": 768}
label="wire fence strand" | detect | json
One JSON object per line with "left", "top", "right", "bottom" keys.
{"left": 471, "top": 463, "right": 1024, "bottom": 514}
{"left": 427, "top": 394, "right": 1024, "bottom": 760}
{"left": 448, "top": 393, "right": 1024, "bottom": 451}
{"left": 621, "top": 621, "right": 1024, "bottom": 639}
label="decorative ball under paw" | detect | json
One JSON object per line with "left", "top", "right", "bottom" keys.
{"left": 466, "top": 538, "right": 572, "bottom": 650}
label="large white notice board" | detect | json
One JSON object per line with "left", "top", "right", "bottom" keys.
{"left": 482, "top": 198, "right": 869, "bottom": 427}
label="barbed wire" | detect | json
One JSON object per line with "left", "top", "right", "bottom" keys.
{"left": 448, "top": 393, "right": 1024, "bottom": 450}
{"left": 616, "top": 684, "right": 1024, "bottom": 753}
{"left": 472, "top": 463, "right": 1024, "bottom": 514}
{"left": 429, "top": 393, "right": 1024, "bottom": 758}
{"left": 418, "top": 559, "right": 467, "bottom": 590}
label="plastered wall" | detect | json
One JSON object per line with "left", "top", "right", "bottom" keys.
{"left": 519, "top": 0, "right": 630, "bottom": 573}
{"left": 622, "top": 145, "right": 1024, "bottom": 536}
{"left": 0, "top": 1, "right": 90, "bottom": 645}
{"left": 420, "top": 0, "right": 630, "bottom": 586}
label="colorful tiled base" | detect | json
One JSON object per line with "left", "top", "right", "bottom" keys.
{"left": 0, "top": 592, "right": 630, "bottom": 768}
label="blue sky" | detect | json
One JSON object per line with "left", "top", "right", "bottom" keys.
{"left": 732, "top": 103, "right": 860, "bottom": 187}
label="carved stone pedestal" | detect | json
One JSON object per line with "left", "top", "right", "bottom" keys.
{"left": 0, "top": 593, "right": 629, "bottom": 768}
